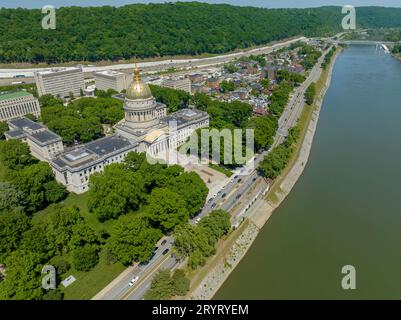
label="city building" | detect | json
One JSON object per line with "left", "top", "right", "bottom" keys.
{"left": 94, "top": 70, "right": 131, "bottom": 92}
{"left": 262, "top": 65, "right": 278, "bottom": 80}
{"left": 188, "top": 73, "right": 204, "bottom": 84}
{"left": 84, "top": 85, "right": 96, "bottom": 97}
{"left": 206, "top": 77, "right": 221, "bottom": 89}
{"left": 51, "top": 135, "right": 138, "bottom": 194}
{"left": 50, "top": 66, "right": 209, "bottom": 194}
{"left": 5, "top": 117, "right": 64, "bottom": 161}
{"left": 115, "top": 67, "right": 209, "bottom": 156}
{"left": 161, "top": 76, "right": 192, "bottom": 93}
{"left": 34, "top": 67, "right": 85, "bottom": 98}
{"left": 0, "top": 91, "right": 40, "bottom": 121}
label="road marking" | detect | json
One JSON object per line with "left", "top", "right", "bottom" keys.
{"left": 120, "top": 253, "right": 172, "bottom": 300}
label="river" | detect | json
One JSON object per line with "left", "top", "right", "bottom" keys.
{"left": 215, "top": 44, "right": 401, "bottom": 299}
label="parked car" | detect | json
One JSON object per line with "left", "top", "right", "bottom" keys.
{"left": 195, "top": 218, "right": 201, "bottom": 224}
{"left": 162, "top": 248, "right": 170, "bottom": 255}
{"left": 211, "top": 203, "right": 217, "bottom": 209}
{"left": 161, "top": 239, "right": 167, "bottom": 246}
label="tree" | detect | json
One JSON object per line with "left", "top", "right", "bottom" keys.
{"left": 0, "top": 182, "right": 25, "bottom": 214}
{"left": 72, "top": 244, "right": 99, "bottom": 272}
{"left": 305, "top": 83, "right": 316, "bottom": 105}
{"left": 44, "top": 181, "right": 68, "bottom": 203}
{"left": 0, "top": 139, "right": 37, "bottom": 170}
{"left": 149, "top": 84, "right": 190, "bottom": 113}
{"left": 268, "top": 81, "right": 294, "bottom": 117}
{"left": 173, "top": 223, "right": 213, "bottom": 269}
{"left": 42, "top": 289, "right": 64, "bottom": 300}
{"left": 258, "top": 144, "right": 292, "bottom": 179}
{"left": 172, "top": 269, "right": 190, "bottom": 296}
{"left": 0, "top": 250, "right": 44, "bottom": 300}
{"left": 0, "top": 121, "right": 8, "bottom": 140}
{"left": 199, "top": 210, "right": 231, "bottom": 244}
{"left": 46, "top": 206, "right": 83, "bottom": 253}
{"left": 108, "top": 214, "right": 162, "bottom": 265}
{"left": 169, "top": 172, "right": 208, "bottom": 218}
{"left": 40, "top": 97, "right": 123, "bottom": 146}
{"left": 224, "top": 63, "right": 238, "bottom": 73}
{"left": 144, "top": 188, "right": 189, "bottom": 232}
{"left": 260, "top": 78, "right": 270, "bottom": 89}
{"left": 20, "top": 225, "right": 55, "bottom": 261}
{"left": 9, "top": 162, "right": 57, "bottom": 213}
{"left": 1, "top": 5, "right": 401, "bottom": 64}
{"left": 246, "top": 116, "right": 278, "bottom": 151}
{"left": 69, "top": 222, "right": 99, "bottom": 250}
{"left": 123, "top": 151, "right": 147, "bottom": 171}
{"left": 25, "top": 113, "right": 38, "bottom": 122}
{"left": 144, "top": 269, "right": 176, "bottom": 300}
{"left": 220, "top": 80, "right": 235, "bottom": 93}
{"left": 50, "top": 256, "right": 71, "bottom": 277}
{"left": 173, "top": 210, "right": 231, "bottom": 270}
{"left": 0, "top": 211, "right": 30, "bottom": 262}
{"left": 88, "top": 164, "right": 146, "bottom": 222}
{"left": 38, "top": 94, "right": 63, "bottom": 108}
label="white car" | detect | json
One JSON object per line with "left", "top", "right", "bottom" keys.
{"left": 195, "top": 218, "right": 201, "bottom": 224}
{"left": 129, "top": 276, "right": 139, "bottom": 287}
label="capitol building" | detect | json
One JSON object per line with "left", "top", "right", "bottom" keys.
{"left": 49, "top": 66, "right": 209, "bottom": 193}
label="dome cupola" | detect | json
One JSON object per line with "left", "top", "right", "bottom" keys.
{"left": 126, "top": 65, "right": 152, "bottom": 100}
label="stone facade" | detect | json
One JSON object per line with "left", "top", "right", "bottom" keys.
{"left": 0, "top": 91, "right": 40, "bottom": 121}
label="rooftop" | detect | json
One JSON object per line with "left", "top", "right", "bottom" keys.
{"left": 30, "top": 130, "right": 62, "bottom": 145}
{"left": 35, "top": 67, "right": 82, "bottom": 77}
{"left": 95, "top": 70, "right": 125, "bottom": 77}
{"left": 161, "top": 108, "right": 209, "bottom": 127}
{"left": 8, "top": 117, "right": 44, "bottom": 131}
{"left": 52, "top": 135, "right": 138, "bottom": 170}
{"left": 0, "top": 91, "right": 32, "bottom": 101}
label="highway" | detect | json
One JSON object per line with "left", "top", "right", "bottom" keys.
{"left": 0, "top": 37, "right": 306, "bottom": 80}
{"left": 94, "top": 43, "right": 333, "bottom": 301}
{"left": 98, "top": 236, "right": 174, "bottom": 300}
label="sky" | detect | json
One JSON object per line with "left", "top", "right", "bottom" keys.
{"left": 1, "top": 0, "right": 401, "bottom": 9}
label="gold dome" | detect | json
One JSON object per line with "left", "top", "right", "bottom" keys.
{"left": 126, "top": 65, "right": 152, "bottom": 100}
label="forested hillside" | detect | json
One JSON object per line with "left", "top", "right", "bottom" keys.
{"left": 0, "top": 3, "right": 401, "bottom": 63}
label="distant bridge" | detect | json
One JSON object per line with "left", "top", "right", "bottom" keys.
{"left": 335, "top": 40, "right": 396, "bottom": 46}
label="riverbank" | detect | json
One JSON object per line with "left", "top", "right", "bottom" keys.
{"left": 188, "top": 47, "right": 341, "bottom": 300}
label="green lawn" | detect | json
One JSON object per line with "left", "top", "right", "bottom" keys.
{"left": 32, "top": 192, "right": 125, "bottom": 300}
{"left": 0, "top": 160, "right": 10, "bottom": 181}
{"left": 208, "top": 163, "right": 233, "bottom": 177}
{"left": 61, "top": 248, "right": 125, "bottom": 300}
{"left": 33, "top": 192, "right": 116, "bottom": 234}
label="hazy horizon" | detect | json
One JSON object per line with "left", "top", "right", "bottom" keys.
{"left": 1, "top": 0, "right": 401, "bottom": 9}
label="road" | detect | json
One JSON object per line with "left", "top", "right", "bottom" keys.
{"left": 98, "top": 236, "right": 174, "bottom": 300}
{"left": 95, "top": 43, "right": 333, "bottom": 301}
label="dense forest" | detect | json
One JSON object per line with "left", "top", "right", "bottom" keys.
{"left": 2, "top": 3, "right": 401, "bottom": 64}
